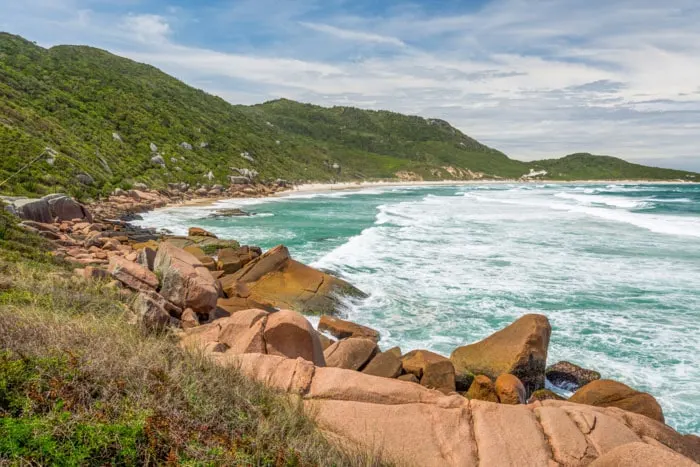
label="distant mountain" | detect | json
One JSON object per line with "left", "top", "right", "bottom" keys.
{"left": 0, "top": 33, "right": 696, "bottom": 198}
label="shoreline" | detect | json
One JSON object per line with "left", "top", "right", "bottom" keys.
{"left": 159, "top": 177, "right": 697, "bottom": 211}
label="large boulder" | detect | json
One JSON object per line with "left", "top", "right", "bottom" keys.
{"left": 324, "top": 337, "right": 378, "bottom": 371}
{"left": 263, "top": 310, "right": 326, "bottom": 366}
{"left": 108, "top": 256, "right": 159, "bottom": 292}
{"left": 402, "top": 350, "right": 456, "bottom": 394}
{"left": 569, "top": 379, "right": 665, "bottom": 423}
{"left": 588, "top": 442, "right": 697, "bottom": 467}
{"left": 132, "top": 291, "right": 176, "bottom": 329}
{"left": 546, "top": 361, "right": 601, "bottom": 391}
{"left": 153, "top": 242, "right": 218, "bottom": 315}
{"left": 450, "top": 314, "right": 551, "bottom": 396}
{"left": 8, "top": 198, "right": 52, "bottom": 223}
{"left": 362, "top": 351, "right": 403, "bottom": 378}
{"left": 229, "top": 245, "right": 366, "bottom": 315}
{"left": 218, "top": 309, "right": 268, "bottom": 354}
{"left": 44, "top": 195, "right": 92, "bottom": 222}
{"left": 318, "top": 315, "right": 380, "bottom": 341}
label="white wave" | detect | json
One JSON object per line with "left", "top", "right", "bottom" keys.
{"left": 554, "top": 192, "right": 654, "bottom": 209}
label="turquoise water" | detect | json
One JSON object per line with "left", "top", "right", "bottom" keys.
{"left": 136, "top": 183, "right": 700, "bottom": 434}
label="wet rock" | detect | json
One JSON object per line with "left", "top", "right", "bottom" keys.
{"left": 318, "top": 315, "right": 380, "bottom": 342}
{"left": 546, "top": 361, "right": 601, "bottom": 391}
{"left": 450, "top": 314, "right": 551, "bottom": 396}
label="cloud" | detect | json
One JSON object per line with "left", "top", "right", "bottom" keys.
{"left": 299, "top": 22, "right": 406, "bottom": 47}
{"left": 1, "top": 0, "right": 699, "bottom": 169}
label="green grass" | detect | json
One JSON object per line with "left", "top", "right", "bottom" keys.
{"left": 0, "top": 209, "right": 379, "bottom": 466}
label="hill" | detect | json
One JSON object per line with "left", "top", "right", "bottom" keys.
{"left": 0, "top": 33, "right": 696, "bottom": 199}
{"left": 528, "top": 153, "right": 697, "bottom": 181}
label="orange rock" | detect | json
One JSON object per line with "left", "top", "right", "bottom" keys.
{"left": 318, "top": 315, "right": 380, "bottom": 341}
{"left": 263, "top": 310, "right": 326, "bottom": 366}
{"left": 362, "top": 351, "right": 402, "bottom": 378}
{"left": 466, "top": 375, "right": 499, "bottom": 402}
{"left": 108, "top": 256, "right": 159, "bottom": 292}
{"left": 450, "top": 314, "right": 551, "bottom": 396}
{"left": 588, "top": 442, "right": 697, "bottom": 467}
{"left": 402, "top": 349, "right": 456, "bottom": 393}
{"left": 188, "top": 227, "right": 217, "bottom": 238}
{"left": 570, "top": 379, "right": 665, "bottom": 423}
{"left": 324, "top": 337, "right": 378, "bottom": 370}
{"left": 494, "top": 374, "right": 526, "bottom": 404}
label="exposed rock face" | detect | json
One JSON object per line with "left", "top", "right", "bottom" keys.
{"left": 188, "top": 227, "right": 216, "bottom": 238}
{"left": 153, "top": 243, "right": 218, "bottom": 315}
{"left": 205, "top": 352, "right": 700, "bottom": 467}
{"left": 527, "top": 389, "right": 566, "bottom": 403}
{"left": 6, "top": 198, "right": 52, "bottom": 223}
{"left": 133, "top": 292, "right": 174, "bottom": 329}
{"left": 546, "top": 360, "right": 601, "bottom": 391}
{"left": 570, "top": 379, "right": 665, "bottom": 423}
{"left": 495, "top": 374, "right": 527, "bottom": 404}
{"left": 402, "top": 349, "right": 456, "bottom": 394}
{"left": 229, "top": 245, "right": 366, "bottom": 315}
{"left": 589, "top": 442, "right": 697, "bottom": 467}
{"left": 318, "top": 315, "right": 380, "bottom": 342}
{"left": 324, "top": 338, "right": 378, "bottom": 371}
{"left": 362, "top": 351, "right": 403, "bottom": 379}
{"left": 108, "top": 256, "right": 158, "bottom": 292}
{"left": 450, "top": 314, "right": 551, "bottom": 396}
{"left": 466, "top": 375, "right": 499, "bottom": 402}
{"left": 45, "top": 195, "right": 92, "bottom": 222}
{"left": 263, "top": 310, "right": 326, "bottom": 366}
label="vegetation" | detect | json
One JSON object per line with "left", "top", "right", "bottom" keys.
{"left": 528, "top": 153, "right": 697, "bottom": 181}
{"left": 0, "top": 32, "right": 696, "bottom": 200}
{"left": 0, "top": 209, "right": 371, "bottom": 465}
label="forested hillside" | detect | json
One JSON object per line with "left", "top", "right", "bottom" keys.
{"left": 0, "top": 33, "right": 696, "bottom": 199}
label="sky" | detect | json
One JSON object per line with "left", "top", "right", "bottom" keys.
{"left": 1, "top": 0, "right": 700, "bottom": 171}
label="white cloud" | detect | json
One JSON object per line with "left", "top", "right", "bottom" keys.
{"left": 299, "top": 22, "right": 406, "bottom": 47}
{"left": 120, "top": 14, "right": 171, "bottom": 44}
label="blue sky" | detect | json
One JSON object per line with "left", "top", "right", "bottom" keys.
{"left": 1, "top": 0, "right": 700, "bottom": 171}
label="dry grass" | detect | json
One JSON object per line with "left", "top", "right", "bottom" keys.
{"left": 0, "top": 216, "right": 382, "bottom": 466}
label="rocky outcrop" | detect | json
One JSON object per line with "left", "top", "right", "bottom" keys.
{"left": 401, "top": 349, "right": 456, "bottom": 394}
{"left": 227, "top": 245, "right": 366, "bottom": 315}
{"left": 206, "top": 352, "right": 700, "bottom": 467}
{"left": 588, "top": 442, "right": 697, "bottom": 467}
{"left": 569, "top": 379, "right": 665, "bottom": 423}
{"left": 153, "top": 243, "right": 218, "bottom": 316}
{"left": 264, "top": 310, "right": 326, "bottom": 366}
{"left": 547, "top": 360, "right": 601, "bottom": 391}
{"left": 108, "top": 256, "right": 158, "bottom": 292}
{"left": 450, "top": 314, "right": 551, "bottom": 396}
{"left": 317, "top": 315, "right": 380, "bottom": 341}
{"left": 361, "top": 350, "right": 403, "bottom": 378}
{"left": 494, "top": 374, "right": 526, "bottom": 404}
{"left": 324, "top": 338, "right": 377, "bottom": 371}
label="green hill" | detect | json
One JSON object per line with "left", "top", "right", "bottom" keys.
{"left": 0, "top": 33, "right": 696, "bottom": 199}
{"left": 528, "top": 153, "right": 697, "bottom": 181}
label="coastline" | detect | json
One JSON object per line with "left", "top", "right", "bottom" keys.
{"left": 159, "top": 177, "right": 697, "bottom": 211}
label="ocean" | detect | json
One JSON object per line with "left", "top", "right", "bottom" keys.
{"left": 135, "top": 183, "right": 700, "bottom": 434}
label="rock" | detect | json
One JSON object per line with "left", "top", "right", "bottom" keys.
{"left": 401, "top": 350, "right": 456, "bottom": 393}
{"left": 210, "top": 208, "right": 250, "bottom": 217}
{"left": 9, "top": 198, "right": 52, "bottom": 223}
{"left": 108, "top": 256, "right": 159, "bottom": 292}
{"left": 133, "top": 292, "right": 173, "bottom": 330}
{"left": 588, "top": 442, "right": 697, "bottom": 467}
{"left": 527, "top": 389, "right": 566, "bottom": 403}
{"left": 263, "top": 310, "right": 326, "bottom": 366}
{"left": 397, "top": 374, "right": 419, "bottom": 383}
{"left": 45, "top": 195, "right": 92, "bottom": 222}
{"left": 450, "top": 314, "right": 551, "bottom": 396}
{"left": 324, "top": 338, "right": 378, "bottom": 371}
{"left": 362, "top": 351, "right": 402, "bottom": 378}
{"left": 216, "top": 248, "right": 244, "bottom": 274}
{"left": 151, "top": 155, "right": 165, "bottom": 167}
{"left": 179, "top": 142, "right": 193, "bottom": 150}
{"left": 231, "top": 245, "right": 366, "bottom": 315}
{"left": 318, "top": 315, "right": 380, "bottom": 342}
{"left": 188, "top": 227, "right": 216, "bottom": 238}
{"left": 455, "top": 371, "right": 475, "bottom": 392}
{"left": 76, "top": 173, "right": 94, "bottom": 185}
{"left": 229, "top": 176, "right": 250, "bottom": 185}
{"left": 153, "top": 243, "right": 218, "bottom": 315}
{"left": 317, "top": 332, "right": 335, "bottom": 350}
{"left": 569, "top": 379, "right": 665, "bottom": 423}
{"left": 112, "top": 132, "right": 122, "bottom": 141}
{"left": 466, "top": 375, "right": 499, "bottom": 402}
{"left": 546, "top": 360, "right": 601, "bottom": 391}
{"left": 217, "top": 309, "right": 268, "bottom": 354}
{"left": 136, "top": 246, "right": 157, "bottom": 271}
{"left": 494, "top": 374, "right": 526, "bottom": 404}
{"left": 149, "top": 142, "right": 158, "bottom": 152}
{"left": 181, "top": 308, "right": 199, "bottom": 330}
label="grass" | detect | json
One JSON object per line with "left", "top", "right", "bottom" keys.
{"left": 0, "top": 209, "right": 380, "bottom": 466}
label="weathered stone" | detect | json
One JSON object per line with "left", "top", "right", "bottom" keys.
{"left": 45, "top": 195, "right": 91, "bottom": 222}
{"left": 534, "top": 406, "right": 596, "bottom": 465}
{"left": 455, "top": 371, "right": 476, "bottom": 392}
{"left": 188, "top": 227, "right": 216, "bottom": 238}
{"left": 546, "top": 360, "right": 601, "bottom": 390}
{"left": 450, "top": 314, "right": 551, "bottom": 396}
{"left": 495, "top": 374, "right": 527, "bottom": 404}
{"left": 362, "top": 351, "right": 403, "bottom": 378}
{"left": 570, "top": 379, "right": 665, "bottom": 423}
{"left": 397, "top": 373, "right": 419, "bottom": 383}
{"left": 133, "top": 292, "right": 172, "bottom": 329}
{"left": 317, "top": 332, "right": 335, "bottom": 350}
{"left": 217, "top": 309, "right": 269, "bottom": 354}
{"left": 402, "top": 350, "right": 456, "bottom": 393}
{"left": 324, "top": 338, "right": 378, "bottom": 371}
{"left": 621, "top": 411, "right": 700, "bottom": 463}
{"left": 527, "top": 389, "right": 566, "bottom": 403}
{"left": 181, "top": 308, "right": 199, "bottom": 330}
{"left": 318, "top": 315, "right": 380, "bottom": 342}
{"left": 108, "top": 256, "right": 158, "bottom": 292}
{"left": 10, "top": 198, "right": 52, "bottom": 223}
{"left": 154, "top": 243, "right": 218, "bottom": 315}
{"left": 466, "top": 375, "right": 499, "bottom": 402}
{"left": 263, "top": 310, "right": 326, "bottom": 366}
{"left": 136, "top": 246, "right": 157, "bottom": 271}
{"left": 588, "top": 442, "right": 697, "bottom": 467}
